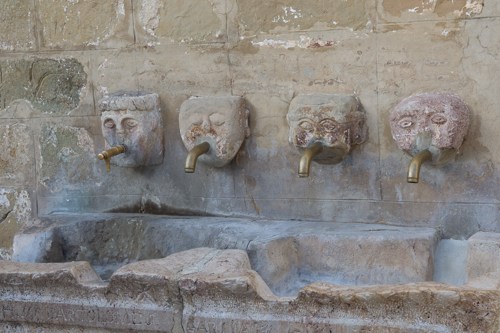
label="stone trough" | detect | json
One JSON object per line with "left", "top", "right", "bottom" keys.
{"left": 2, "top": 213, "right": 500, "bottom": 332}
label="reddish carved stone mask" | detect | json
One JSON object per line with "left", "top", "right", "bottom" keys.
{"left": 390, "top": 92, "right": 470, "bottom": 161}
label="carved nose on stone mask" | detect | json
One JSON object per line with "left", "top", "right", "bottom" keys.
{"left": 116, "top": 131, "right": 126, "bottom": 142}
{"left": 414, "top": 131, "right": 433, "bottom": 151}
{"left": 202, "top": 118, "right": 211, "bottom": 131}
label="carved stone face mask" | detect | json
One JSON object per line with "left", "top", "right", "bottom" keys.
{"left": 99, "top": 92, "right": 163, "bottom": 167}
{"left": 179, "top": 96, "right": 250, "bottom": 167}
{"left": 287, "top": 94, "right": 367, "bottom": 163}
{"left": 390, "top": 92, "right": 470, "bottom": 164}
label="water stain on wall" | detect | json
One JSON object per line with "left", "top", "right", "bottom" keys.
{"left": 0, "top": 59, "right": 86, "bottom": 113}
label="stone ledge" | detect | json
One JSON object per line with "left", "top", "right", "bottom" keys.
{"left": 1, "top": 246, "right": 500, "bottom": 332}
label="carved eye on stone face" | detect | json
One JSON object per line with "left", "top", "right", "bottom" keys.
{"left": 430, "top": 113, "right": 447, "bottom": 125}
{"left": 397, "top": 116, "right": 414, "bottom": 129}
{"left": 209, "top": 113, "right": 225, "bottom": 127}
{"left": 298, "top": 120, "right": 314, "bottom": 133}
{"left": 319, "top": 119, "right": 337, "bottom": 133}
{"left": 103, "top": 119, "right": 115, "bottom": 129}
{"left": 188, "top": 114, "right": 203, "bottom": 126}
{"left": 123, "top": 118, "right": 139, "bottom": 130}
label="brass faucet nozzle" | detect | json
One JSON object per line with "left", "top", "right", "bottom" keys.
{"left": 185, "top": 142, "right": 210, "bottom": 173}
{"left": 407, "top": 149, "right": 432, "bottom": 183}
{"left": 298, "top": 142, "right": 324, "bottom": 178}
{"left": 97, "top": 145, "right": 126, "bottom": 172}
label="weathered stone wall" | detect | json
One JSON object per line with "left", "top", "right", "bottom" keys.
{"left": 0, "top": 0, "right": 498, "bottom": 257}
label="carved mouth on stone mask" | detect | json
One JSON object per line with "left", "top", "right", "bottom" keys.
{"left": 185, "top": 126, "right": 218, "bottom": 142}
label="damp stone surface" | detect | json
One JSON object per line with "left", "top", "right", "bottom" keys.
{"left": 0, "top": 59, "right": 86, "bottom": 113}
{"left": 3, "top": 215, "right": 500, "bottom": 333}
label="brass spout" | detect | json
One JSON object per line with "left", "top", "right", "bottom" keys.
{"left": 407, "top": 149, "right": 432, "bottom": 183}
{"left": 185, "top": 142, "right": 210, "bottom": 173}
{"left": 298, "top": 142, "right": 323, "bottom": 178}
{"left": 97, "top": 145, "right": 126, "bottom": 172}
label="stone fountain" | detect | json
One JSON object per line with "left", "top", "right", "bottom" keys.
{"left": 2, "top": 92, "right": 499, "bottom": 333}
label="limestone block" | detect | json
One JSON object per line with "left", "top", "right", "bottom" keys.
{"left": 0, "top": 259, "right": 182, "bottom": 332}
{"left": 0, "top": 260, "right": 101, "bottom": 287}
{"left": 0, "top": 123, "right": 34, "bottom": 185}
{"left": 0, "top": 59, "right": 87, "bottom": 114}
{"left": 38, "top": 124, "right": 99, "bottom": 194}
{"left": 463, "top": 18, "right": 500, "bottom": 167}
{"left": 0, "top": 188, "right": 33, "bottom": 256}
{"left": 236, "top": 0, "right": 374, "bottom": 37}
{"left": 134, "top": 0, "right": 224, "bottom": 45}
{"left": 467, "top": 232, "right": 500, "bottom": 280}
{"left": 36, "top": 0, "right": 134, "bottom": 49}
{"left": 177, "top": 248, "right": 276, "bottom": 301}
{"left": 467, "top": 271, "right": 500, "bottom": 290}
{"left": 0, "top": 1, "right": 36, "bottom": 51}
{"left": 232, "top": 29, "right": 377, "bottom": 96}
{"left": 378, "top": 0, "right": 485, "bottom": 23}
{"left": 12, "top": 229, "right": 63, "bottom": 263}
{"left": 2, "top": 244, "right": 500, "bottom": 332}
{"left": 249, "top": 226, "right": 439, "bottom": 296}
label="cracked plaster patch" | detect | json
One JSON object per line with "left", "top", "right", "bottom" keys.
{"left": 382, "top": 0, "right": 484, "bottom": 18}
{"left": 456, "top": 0, "right": 485, "bottom": 17}
{"left": 251, "top": 35, "right": 336, "bottom": 49}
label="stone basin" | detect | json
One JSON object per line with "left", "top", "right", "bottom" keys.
{"left": 3, "top": 213, "right": 500, "bottom": 332}
{"left": 13, "top": 213, "right": 440, "bottom": 296}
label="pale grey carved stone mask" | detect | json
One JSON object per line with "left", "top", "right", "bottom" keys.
{"left": 99, "top": 91, "right": 164, "bottom": 167}
{"left": 390, "top": 92, "right": 470, "bottom": 164}
{"left": 287, "top": 94, "right": 367, "bottom": 161}
{"left": 179, "top": 96, "right": 250, "bottom": 167}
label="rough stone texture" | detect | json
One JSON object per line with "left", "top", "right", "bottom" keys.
{"left": 37, "top": 0, "right": 134, "bottom": 49}
{"left": 378, "top": 20, "right": 499, "bottom": 206}
{"left": 379, "top": 0, "right": 484, "bottom": 22}
{"left": 287, "top": 94, "right": 368, "bottom": 167}
{"left": 38, "top": 124, "right": 100, "bottom": 195}
{"left": 12, "top": 214, "right": 439, "bottom": 297}
{"left": 99, "top": 91, "right": 164, "bottom": 168}
{"left": 0, "top": 0, "right": 498, "bottom": 292}
{"left": 0, "top": 1, "right": 36, "bottom": 51}
{"left": 0, "top": 123, "right": 34, "bottom": 185}
{"left": 0, "top": 0, "right": 500, "bottom": 228}
{"left": 1, "top": 246, "right": 499, "bottom": 332}
{"left": 179, "top": 96, "right": 250, "bottom": 168}
{"left": 0, "top": 59, "right": 87, "bottom": 113}
{"left": 467, "top": 232, "right": 500, "bottom": 281}
{"left": 390, "top": 92, "right": 470, "bottom": 165}
{"left": 0, "top": 189, "right": 33, "bottom": 259}
{"left": 134, "top": 0, "right": 225, "bottom": 44}
{"left": 237, "top": 0, "right": 375, "bottom": 36}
